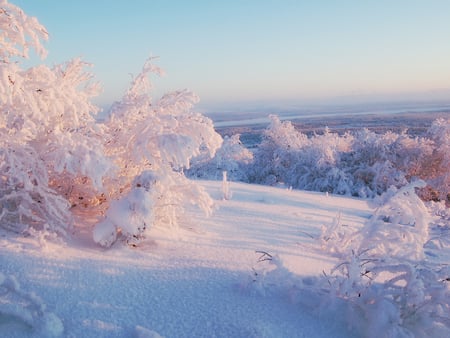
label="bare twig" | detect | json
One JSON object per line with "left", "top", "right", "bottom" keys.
{"left": 255, "top": 250, "right": 272, "bottom": 262}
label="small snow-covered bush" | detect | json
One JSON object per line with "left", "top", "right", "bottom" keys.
{"left": 243, "top": 251, "right": 303, "bottom": 299}
{"left": 187, "top": 134, "right": 253, "bottom": 181}
{"left": 251, "top": 182, "right": 450, "bottom": 337}
{"left": 356, "top": 181, "right": 430, "bottom": 260}
{"left": 318, "top": 181, "right": 450, "bottom": 337}
{"left": 319, "top": 180, "right": 436, "bottom": 261}
{"left": 322, "top": 250, "right": 450, "bottom": 337}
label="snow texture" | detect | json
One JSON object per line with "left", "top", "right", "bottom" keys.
{"left": 1, "top": 181, "right": 373, "bottom": 337}
{"left": 3, "top": 181, "right": 448, "bottom": 337}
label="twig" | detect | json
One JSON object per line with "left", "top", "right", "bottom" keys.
{"left": 255, "top": 250, "right": 272, "bottom": 262}
{"left": 299, "top": 230, "right": 315, "bottom": 239}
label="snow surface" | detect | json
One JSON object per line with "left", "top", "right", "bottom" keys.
{"left": 0, "top": 180, "right": 386, "bottom": 338}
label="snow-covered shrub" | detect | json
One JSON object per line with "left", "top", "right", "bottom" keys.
{"left": 319, "top": 212, "right": 356, "bottom": 255}
{"left": 342, "top": 124, "right": 446, "bottom": 201}
{"left": 287, "top": 181, "right": 450, "bottom": 336}
{"left": 243, "top": 178, "right": 449, "bottom": 337}
{"left": 93, "top": 171, "right": 157, "bottom": 247}
{"left": 288, "top": 127, "right": 353, "bottom": 193}
{"left": 424, "top": 200, "right": 450, "bottom": 253}
{"left": 94, "top": 169, "right": 216, "bottom": 247}
{"left": 249, "top": 115, "right": 354, "bottom": 194}
{"left": 0, "top": 273, "right": 64, "bottom": 337}
{"left": 348, "top": 129, "right": 424, "bottom": 198}
{"left": 250, "top": 246, "right": 450, "bottom": 337}
{"left": 0, "top": 144, "right": 71, "bottom": 235}
{"left": 0, "top": 0, "right": 48, "bottom": 62}
{"left": 249, "top": 115, "right": 309, "bottom": 186}
{"left": 92, "top": 58, "right": 222, "bottom": 246}
{"left": 322, "top": 250, "right": 450, "bottom": 337}
{"left": 1, "top": 1, "right": 222, "bottom": 246}
{"left": 102, "top": 58, "right": 221, "bottom": 182}
{"left": 187, "top": 134, "right": 253, "bottom": 181}
{"left": 249, "top": 115, "right": 449, "bottom": 201}
{"left": 415, "top": 118, "right": 450, "bottom": 203}
{"left": 320, "top": 181, "right": 432, "bottom": 260}
{"left": 359, "top": 181, "right": 430, "bottom": 260}
{"left": 318, "top": 181, "right": 450, "bottom": 337}
{"left": 0, "top": 1, "right": 109, "bottom": 236}
{"left": 243, "top": 251, "right": 301, "bottom": 298}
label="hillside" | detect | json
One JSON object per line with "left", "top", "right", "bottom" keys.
{"left": 1, "top": 181, "right": 373, "bottom": 337}
{"left": 2, "top": 180, "right": 449, "bottom": 337}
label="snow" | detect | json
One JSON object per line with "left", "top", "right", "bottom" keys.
{"left": 0, "top": 180, "right": 377, "bottom": 337}
{"left": 1, "top": 2, "right": 449, "bottom": 336}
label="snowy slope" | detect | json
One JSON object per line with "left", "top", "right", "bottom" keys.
{"left": 0, "top": 180, "right": 401, "bottom": 337}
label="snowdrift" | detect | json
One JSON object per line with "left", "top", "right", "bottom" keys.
{"left": 2, "top": 181, "right": 449, "bottom": 337}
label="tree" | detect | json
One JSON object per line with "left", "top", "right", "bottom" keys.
{"left": 0, "top": 1, "right": 223, "bottom": 246}
{"left": 1, "top": 1, "right": 108, "bottom": 236}
{"left": 247, "top": 114, "right": 448, "bottom": 201}
{"left": 249, "top": 115, "right": 309, "bottom": 186}
{"left": 416, "top": 118, "right": 450, "bottom": 203}
{"left": 93, "top": 58, "right": 223, "bottom": 246}
{"left": 187, "top": 133, "right": 253, "bottom": 181}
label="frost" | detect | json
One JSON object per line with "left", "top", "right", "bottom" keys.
{"left": 0, "top": 1, "right": 48, "bottom": 62}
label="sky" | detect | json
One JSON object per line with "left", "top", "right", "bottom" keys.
{"left": 11, "top": 0, "right": 450, "bottom": 112}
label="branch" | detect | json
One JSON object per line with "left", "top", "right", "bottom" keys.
{"left": 255, "top": 250, "right": 272, "bottom": 262}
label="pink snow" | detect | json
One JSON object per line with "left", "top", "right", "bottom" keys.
{"left": 0, "top": 180, "right": 372, "bottom": 337}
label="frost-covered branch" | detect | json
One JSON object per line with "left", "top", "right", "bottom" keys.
{"left": 0, "top": 0, "right": 48, "bottom": 62}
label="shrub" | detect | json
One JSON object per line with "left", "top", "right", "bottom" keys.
{"left": 187, "top": 134, "right": 253, "bottom": 181}
{"left": 0, "top": 1, "right": 222, "bottom": 246}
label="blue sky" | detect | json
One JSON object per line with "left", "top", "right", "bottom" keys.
{"left": 12, "top": 0, "right": 450, "bottom": 111}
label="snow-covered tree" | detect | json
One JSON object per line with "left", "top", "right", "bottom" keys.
{"left": 0, "top": 1, "right": 223, "bottom": 246}
{"left": 416, "top": 118, "right": 450, "bottom": 203}
{"left": 248, "top": 114, "right": 448, "bottom": 201}
{"left": 344, "top": 129, "right": 399, "bottom": 197}
{"left": 0, "top": 1, "right": 110, "bottom": 236}
{"left": 92, "top": 58, "right": 223, "bottom": 246}
{"left": 249, "top": 115, "right": 354, "bottom": 193}
{"left": 249, "top": 115, "right": 309, "bottom": 186}
{"left": 0, "top": 0, "right": 48, "bottom": 62}
{"left": 187, "top": 133, "right": 253, "bottom": 181}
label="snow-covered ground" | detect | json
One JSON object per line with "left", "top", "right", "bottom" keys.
{"left": 1, "top": 180, "right": 448, "bottom": 337}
